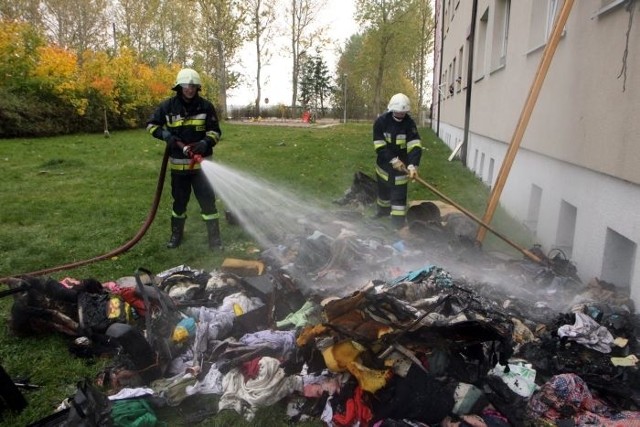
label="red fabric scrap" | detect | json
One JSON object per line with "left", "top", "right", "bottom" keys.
{"left": 333, "top": 386, "right": 373, "bottom": 427}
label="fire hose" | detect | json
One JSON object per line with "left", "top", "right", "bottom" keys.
{"left": 0, "top": 145, "right": 172, "bottom": 284}
{"left": 404, "top": 167, "right": 543, "bottom": 264}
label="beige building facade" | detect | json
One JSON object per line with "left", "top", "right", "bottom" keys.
{"left": 432, "top": 0, "right": 640, "bottom": 305}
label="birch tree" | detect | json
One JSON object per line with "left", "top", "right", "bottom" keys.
{"left": 246, "top": 0, "right": 277, "bottom": 116}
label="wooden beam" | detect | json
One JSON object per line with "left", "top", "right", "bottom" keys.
{"left": 476, "top": 0, "right": 575, "bottom": 243}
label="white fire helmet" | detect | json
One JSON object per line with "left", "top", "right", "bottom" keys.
{"left": 173, "top": 68, "right": 202, "bottom": 90}
{"left": 387, "top": 93, "right": 411, "bottom": 113}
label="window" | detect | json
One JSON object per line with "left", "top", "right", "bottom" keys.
{"left": 491, "top": 0, "right": 511, "bottom": 70}
{"left": 487, "top": 158, "right": 495, "bottom": 187}
{"left": 601, "top": 227, "right": 636, "bottom": 289}
{"left": 457, "top": 46, "right": 464, "bottom": 91}
{"left": 555, "top": 199, "right": 577, "bottom": 259}
{"left": 448, "top": 62, "right": 454, "bottom": 96}
{"left": 474, "top": 7, "right": 489, "bottom": 80}
{"left": 545, "top": 0, "right": 561, "bottom": 40}
{"left": 473, "top": 149, "right": 479, "bottom": 172}
{"left": 464, "top": 37, "right": 470, "bottom": 88}
{"left": 451, "top": 57, "right": 457, "bottom": 95}
{"left": 528, "top": 0, "right": 565, "bottom": 52}
{"left": 525, "top": 184, "right": 542, "bottom": 236}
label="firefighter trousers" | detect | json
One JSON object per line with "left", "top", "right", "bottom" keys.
{"left": 170, "top": 170, "right": 218, "bottom": 218}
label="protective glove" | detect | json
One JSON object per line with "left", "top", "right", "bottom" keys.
{"left": 389, "top": 157, "right": 405, "bottom": 172}
{"left": 161, "top": 129, "right": 177, "bottom": 146}
{"left": 191, "top": 139, "right": 209, "bottom": 155}
{"left": 407, "top": 164, "right": 418, "bottom": 180}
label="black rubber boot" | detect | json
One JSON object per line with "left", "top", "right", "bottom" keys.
{"left": 167, "top": 217, "right": 185, "bottom": 249}
{"left": 206, "top": 219, "right": 223, "bottom": 251}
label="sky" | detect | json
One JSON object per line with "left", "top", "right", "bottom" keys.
{"left": 226, "top": 0, "right": 358, "bottom": 107}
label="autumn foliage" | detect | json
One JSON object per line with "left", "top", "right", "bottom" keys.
{"left": 0, "top": 19, "right": 180, "bottom": 137}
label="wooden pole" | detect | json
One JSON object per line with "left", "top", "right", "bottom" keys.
{"left": 411, "top": 174, "right": 543, "bottom": 264}
{"left": 475, "top": 0, "right": 575, "bottom": 243}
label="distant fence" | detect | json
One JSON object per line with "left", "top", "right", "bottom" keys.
{"left": 227, "top": 104, "right": 432, "bottom": 126}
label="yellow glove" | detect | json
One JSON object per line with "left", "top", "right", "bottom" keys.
{"left": 390, "top": 157, "right": 405, "bottom": 171}
{"left": 407, "top": 164, "right": 418, "bottom": 180}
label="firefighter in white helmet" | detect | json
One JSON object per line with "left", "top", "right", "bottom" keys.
{"left": 372, "top": 93, "right": 423, "bottom": 229}
{"left": 146, "top": 68, "right": 223, "bottom": 250}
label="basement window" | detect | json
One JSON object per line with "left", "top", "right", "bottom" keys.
{"left": 487, "top": 158, "right": 495, "bottom": 187}
{"left": 525, "top": 184, "right": 542, "bottom": 236}
{"left": 473, "top": 149, "right": 479, "bottom": 173}
{"left": 554, "top": 199, "right": 576, "bottom": 259}
{"left": 601, "top": 227, "right": 636, "bottom": 290}
{"left": 479, "top": 153, "right": 485, "bottom": 180}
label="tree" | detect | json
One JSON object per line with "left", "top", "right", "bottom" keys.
{"left": 152, "top": 0, "right": 196, "bottom": 65}
{"left": 409, "top": 0, "right": 434, "bottom": 110}
{"left": 298, "top": 52, "right": 332, "bottom": 116}
{"left": 355, "top": 0, "right": 422, "bottom": 114}
{"left": 246, "top": 0, "right": 277, "bottom": 117}
{"left": 111, "top": 0, "right": 161, "bottom": 58}
{"left": 287, "top": 0, "right": 325, "bottom": 117}
{"left": 335, "top": 34, "right": 372, "bottom": 119}
{"left": 0, "top": 20, "right": 45, "bottom": 92}
{"left": 32, "top": 44, "right": 85, "bottom": 113}
{"left": 41, "top": 0, "right": 110, "bottom": 56}
{"left": 0, "top": 0, "right": 42, "bottom": 24}
{"left": 196, "top": 0, "right": 247, "bottom": 119}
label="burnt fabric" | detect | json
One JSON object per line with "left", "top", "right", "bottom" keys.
{"left": 527, "top": 373, "right": 640, "bottom": 425}
{"left": 332, "top": 385, "right": 373, "bottom": 427}
{"left": 9, "top": 276, "right": 81, "bottom": 336}
{"left": 333, "top": 171, "right": 377, "bottom": 206}
{"left": 78, "top": 292, "right": 130, "bottom": 334}
{"left": 371, "top": 364, "right": 455, "bottom": 425}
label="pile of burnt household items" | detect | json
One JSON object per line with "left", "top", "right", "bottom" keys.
{"left": 5, "top": 239, "right": 640, "bottom": 426}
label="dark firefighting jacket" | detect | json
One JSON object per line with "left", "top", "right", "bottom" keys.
{"left": 146, "top": 94, "right": 221, "bottom": 170}
{"left": 373, "top": 111, "right": 422, "bottom": 171}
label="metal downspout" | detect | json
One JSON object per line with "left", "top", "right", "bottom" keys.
{"left": 460, "top": 0, "right": 478, "bottom": 167}
{"left": 436, "top": 0, "right": 445, "bottom": 137}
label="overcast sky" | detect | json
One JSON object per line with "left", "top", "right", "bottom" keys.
{"left": 226, "top": 0, "right": 358, "bottom": 107}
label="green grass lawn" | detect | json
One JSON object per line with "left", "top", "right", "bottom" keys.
{"left": 0, "top": 122, "right": 534, "bottom": 425}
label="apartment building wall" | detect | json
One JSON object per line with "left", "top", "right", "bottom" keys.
{"left": 434, "top": 0, "right": 640, "bottom": 305}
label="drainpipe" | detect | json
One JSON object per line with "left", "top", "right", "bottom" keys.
{"left": 460, "top": 0, "right": 478, "bottom": 166}
{"left": 436, "top": 0, "right": 445, "bottom": 137}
